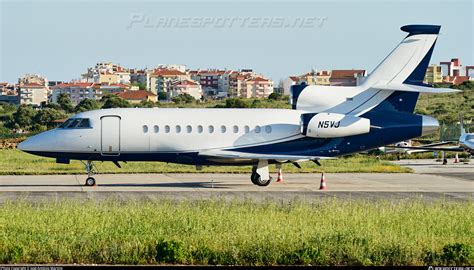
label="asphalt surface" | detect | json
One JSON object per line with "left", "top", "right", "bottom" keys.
{"left": 0, "top": 159, "right": 472, "bottom": 202}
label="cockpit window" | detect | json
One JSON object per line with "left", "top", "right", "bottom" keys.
{"left": 59, "top": 118, "right": 91, "bottom": 129}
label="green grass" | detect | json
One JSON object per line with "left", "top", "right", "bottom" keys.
{"left": 0, "top": 149, "right": 410, "bottom": 175}
{"left": 0, "top": 199, "right": 472, "bottom": 265}
{"left": 416, "top": 91, "right": 474, "bottom": 124}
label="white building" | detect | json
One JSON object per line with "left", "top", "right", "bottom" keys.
{"left": 170, "top": 80, "right": 203, "bottom": 100}
{"left": 243, "top": 77, "right": 274, "bottom": 98}
{"left": 282, "top": 76, "right": 300, "bottom": 96}
{"left": 19, "top": 83, "right": 48, "bottom": 106}
{"left": 51, "top": 82, "right": 102, "bottom": 105}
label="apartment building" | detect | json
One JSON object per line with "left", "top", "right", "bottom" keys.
{"left": 424, "top": 64, "right": 443, "bottom": 84}
{"left": 19, "top": 83, "right": 49, "bottom": 106}
{"left": 147, "top": 68, "right": 190, "bottom": 95}
{"left": 116, "top": 90, "right": 157, "bottom": 104}
{"left": 18, "top": 74, "right": 48, "bottom": 87}
{"left": 242, "top": 77, "right": 274, "bottom": 98}
{"left": 282, "top": 76, "right": 300, "bottom": 96}
{"left": 329, "top": 70, "right": 366, "bottom": 86}
{"left": 170, "top": 80, "right": 203, "bottom": 100}
{"left": 316, "top": 70, "right": 331, "bottom": 85}
{"left": 51, "top": 82, "right": 101, "bottom": 105}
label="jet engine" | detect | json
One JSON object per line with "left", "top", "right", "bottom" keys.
{"left": 301, "top": 113, "right": 370, "bottom": 138}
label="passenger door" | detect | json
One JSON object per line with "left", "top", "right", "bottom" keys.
{"left": 101, "top": 116, "right": 121, "bottom": 156}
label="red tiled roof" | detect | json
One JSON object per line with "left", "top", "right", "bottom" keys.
{"left": 330, "top": 70, "right": 366, "bottom": 79}
{"left": 151, "top": 69, "right": 186, "bottom": 76}
{"left": 443, "top": 76, "right": 470, "bottom": 85}
{"left": 189, "top": 69, "right": 226, "bottom": 76}
{"left": 20, "top": 83, "right": 46, "bottom": 88}
{"left": 176, "top": 80, "right": 198, "bottom": 86}
{"left": 53, "top": 82, "right": 94, "bottom": 88}
{"left": 289, "top": 76, "right": 300, "bottom": 81}
{"left": 317, "top": 70, "right": 331, "bottom": 76}
{"left": 116, "top": 90, "right": 156, "bottom": 100}
{"left": 247, "top": 77, "right": 270, "bottom": 82}
{"left": 108, "top": 84, "right": 130, "bottom": 88}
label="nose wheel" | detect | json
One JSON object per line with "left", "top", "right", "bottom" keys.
{"left": 85, "top": 177, "right": 96, "bottom": 186}
{"left": 82, "top": 160, "right": 97, "bottom": 186}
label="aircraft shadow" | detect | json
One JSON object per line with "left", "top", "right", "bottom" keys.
{"left": 0, "top": 182, "right": 234, "bottom": 189}
{"left": 0, "top": 184, "right": 83, "bottom": 187}
{"left": 98, "top": 181, "right": 232, "bottom": 189}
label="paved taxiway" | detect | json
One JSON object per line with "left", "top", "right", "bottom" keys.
{"left": 0, "top": 159, "right": 472, "bottom": 202}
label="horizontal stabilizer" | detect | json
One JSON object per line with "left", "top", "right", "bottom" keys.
{"left": 199, "top": 150, "right": 333, "bottom": 161}
{"left": 374, "top": 83, "right": 460, "bottom": 93}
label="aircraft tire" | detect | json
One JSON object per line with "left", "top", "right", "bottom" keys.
{"left": 250, "top": 172, "right": 272, "bottom": 186}
{"left": 85, "top": 177, "right": 96, "bottom": 186}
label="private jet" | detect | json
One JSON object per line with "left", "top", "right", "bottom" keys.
{"left": 18, "top": 25, "right": 459, "bottom": 186}
{"left": 390, "top": 116, "right": 473, "bottom": 156}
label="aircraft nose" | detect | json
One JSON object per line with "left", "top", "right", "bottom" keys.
{"left": 17, "top": 139, "right": 29, "bottom": 151}
{"left": 17, "top": 130, "right": 56, "bottom": 152}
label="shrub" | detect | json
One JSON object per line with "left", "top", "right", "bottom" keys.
{"left": 441, "top": 243, "right": 473, "bottom": 266}
{"left": 155, "top": 239, "right": 186, "bottom": 264}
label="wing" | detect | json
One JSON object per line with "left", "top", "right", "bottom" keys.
{"left": 198, "top": 149, "right": 333, "bottom": 161}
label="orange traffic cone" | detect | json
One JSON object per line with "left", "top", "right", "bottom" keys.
{"left": 319, "top": 172, "right": 327, "bottom": 190}
{"left": 454, "top": 153, "right": 460, "bottom": 163}
{"left": 276, "top": 168, "right": 283, "bottom": 183}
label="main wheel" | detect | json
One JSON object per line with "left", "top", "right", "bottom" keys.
{"left": 85, "top": 177, "right": 96, "bottom": 186}
{"left": 250, "top": 172, "right": 272, "bottom": 187}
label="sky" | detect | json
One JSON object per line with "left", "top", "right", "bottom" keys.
{"left": 0, "top": 0, "right": 473, "bottom": 84}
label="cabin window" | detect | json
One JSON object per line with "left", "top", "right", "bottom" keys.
{"left": 233, "top": 125, "right": 239, "bottom": 133}
{"left": 255, "top": 125, "right": 261, "bottom": 133}
{"left": 221, "top": 125, "right": 227, "bottom": 133}
{"left": 143, "top": 125, "right": 148, "bottom": 133}
{"left": 244, "top": 125, "right": 250, "bottom": 133}
{"left": 165, "top": 125, "right": 170, "bottom": 133}
{"left": 154, "top": 125, "right": 159, "bottom": 133}
{"left": 208, "top": 125, "right": 214, "bottom": 133}
{"left": 186, "top": 125, "right": 192, "bottom": 133}
{"left": 176, "top": 125, "right": 181, "bottom": 133}
{"left": 59, "top": 118, "right": 91, "bottom": 129}
{"left": 265, "top": 125, "right": 272, "bottom": 133}
{"left": 197, "top": 125, "right": 203, "bottom": 133}
{"left": 76, "top": 119, "right": 91, "bottom": 128}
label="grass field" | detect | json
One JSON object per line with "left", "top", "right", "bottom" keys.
{"left": 0, "top": 199, "right": 472, "bottom": 265}
{"left": 0, "top": 149, "right": 410, "bottom": 175}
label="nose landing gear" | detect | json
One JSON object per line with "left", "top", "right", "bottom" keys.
{"left": 82, "top": 160, "right": 97, "bottom": 186}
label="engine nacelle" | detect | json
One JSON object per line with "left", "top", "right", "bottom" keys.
{"left": 301, "top": 113, "right": 370, "bottom": 138}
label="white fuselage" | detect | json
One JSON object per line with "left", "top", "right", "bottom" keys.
{"left": 20, "top": 108, "right": 305, "bottom": 154}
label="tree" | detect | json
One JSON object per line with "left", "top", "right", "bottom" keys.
{"left": 132, "top": 82, "right": 147, "bottom": 90}
{"left": 33, "top": 108, "right": 68, "bottom": 128}
{"left": 0, "top": 102, "right": 16, "bottom": 115}
{"left": 268, "top": 92, "right": 282, "bottom": 100}
{"left": 57, "top": 93, "right": 74, "bottom": 113}
{"left": 172, "top": 93, "right": 195, "bottom": 104}
{"left": 101, "top": 94, "right": 131, "bottom": 109}
{"left": 453, "top": 80, "right": 474, "bottom": 91}
{"left": 13, "top": 105, "right": 36, "bottom": 128}
{"left": 158, "top": 92, "right": 168, "bottom": 101}
{"left": 138, "top": 100, "right": 156, "bottom": 108}
{"left": 224, "top": 98, "right": 250, "bottom": 108}
{"left": 75, "top": 98, "right": 101, "bottom": 112}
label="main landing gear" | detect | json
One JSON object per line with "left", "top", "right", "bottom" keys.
{"left": 250, "top": 160, "right": 272, "bottom": 186}
{"left": 82, "top": 160, "right": 97, "bottom": 186}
